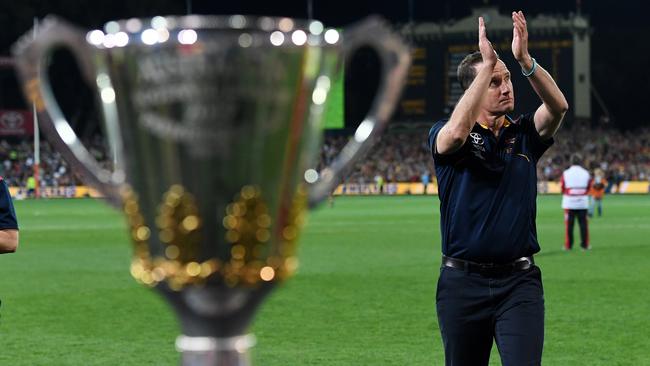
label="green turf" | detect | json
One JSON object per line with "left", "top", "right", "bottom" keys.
{"left": 1, "top": 195, "right": 649, "bottom": 365}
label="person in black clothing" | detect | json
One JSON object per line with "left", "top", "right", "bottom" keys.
{"left": 0, "top": 176, "right": 19, "bottom": 254}
{"left": 428, "top": 12, "right": 568, "bottom": 366}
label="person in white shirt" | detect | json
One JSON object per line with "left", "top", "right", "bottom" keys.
{"left": 561, "top": 154, "right": 592, "bottom": 250}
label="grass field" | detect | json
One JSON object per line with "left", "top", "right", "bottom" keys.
{"left": 1, "top": 195, "right": 649, "bottom": 365}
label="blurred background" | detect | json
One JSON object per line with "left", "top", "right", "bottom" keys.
{"left": 0, "top": 0, "right": 648, "bottom": 196}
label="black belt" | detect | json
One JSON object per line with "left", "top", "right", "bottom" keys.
{"left": 442, "top": 255, "right": 534, "bottom": 276}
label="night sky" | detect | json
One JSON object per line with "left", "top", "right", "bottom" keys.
{"left": 0, "top": 0, "right": 648, "bottom": 129}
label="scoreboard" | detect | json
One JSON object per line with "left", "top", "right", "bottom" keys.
{"left": 393, "top": 34, "right": 575, "bottom": 123}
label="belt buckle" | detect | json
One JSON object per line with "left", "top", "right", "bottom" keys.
{"left": 477, "top": 261, "right": 513, "bottom": 276}
{"left": 478, "top": 262, "right": 497, "bottom": 270}
{"left": 477, "top": 262, "right": 500, "bottom": 276}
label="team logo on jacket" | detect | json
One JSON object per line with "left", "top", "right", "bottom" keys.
{"left": 469, "top": 132, "right": 486, "bottom": 159}
{"left": 469, "top": 132, "right": 483, "bottom": 145}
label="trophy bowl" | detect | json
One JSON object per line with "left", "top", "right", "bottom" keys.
{"left": 12, "top": 14, "right": 410, "bottom": 365}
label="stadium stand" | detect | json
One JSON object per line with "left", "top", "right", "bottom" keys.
{"left": 320, "top": 124, "right": 650, "bottom": 194}
{"left": 1, "top": 135, "right": 110, "bottom": 197}
{"left": 2, "top": 124, "right": 648, "bottom": 197}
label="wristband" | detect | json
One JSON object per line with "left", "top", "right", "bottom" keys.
{"left": 521, "top": 57, "right": 537, "bottom": 77}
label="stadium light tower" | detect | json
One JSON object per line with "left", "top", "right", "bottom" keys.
{"left": 307, "top": 0, "right": 313, "bottom": 20}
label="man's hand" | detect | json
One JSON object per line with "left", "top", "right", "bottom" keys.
{"left": 510, "top": 10, "right": 569, "bottom": 139}
{"left": 0, "top": 229, "right": 18, "bottom": 254}
{"left": 434, "top": 17, "right": 498, "bottom": 155}
{"left": 512, "top": 11, "right": 533, "bottom": 70}
{"left": 479, "top": 17, "right": 497, "bottom": 67}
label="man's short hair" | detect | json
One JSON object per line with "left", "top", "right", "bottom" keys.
{"left": 457, "top": 51, "right": 499, "bottom": 90}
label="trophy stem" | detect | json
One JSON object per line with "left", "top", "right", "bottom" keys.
{"left": 176, "top": 334, "right": 256, "bottom": 366}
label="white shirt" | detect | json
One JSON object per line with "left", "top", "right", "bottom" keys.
{"left": 561, "top": 165, "right": 592, "bottom": 209}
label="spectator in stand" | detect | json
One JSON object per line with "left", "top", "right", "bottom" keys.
{"left": 613, "top": 166, "right": 625, "bottom": 193}
{"left": 421, "top": 171, "right": 430, "bottom": 195}
{"left": 26, "top": 174, "right": 36, "bottom": 198}
{"left": 374, "top": 174, "right": 384, "bottom": 194}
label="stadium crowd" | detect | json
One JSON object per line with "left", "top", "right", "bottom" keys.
{"left": 0, "top": 136, "right": 109, "bottom": 189}
{"left": 321, "top": 124, "right": 650, "bottom": 190}
{"left": 1, "top": 124, "right": 648, "bottom": 193}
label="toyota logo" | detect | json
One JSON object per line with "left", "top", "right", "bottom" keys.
{"left": 469, "top": 132, "right": 483, "bottom": 145}
{"left": 0, "top": 111, "right": 25, "bottom": 129}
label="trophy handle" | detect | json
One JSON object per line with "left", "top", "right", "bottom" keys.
{"left": 12, "top": 16, "right": 123, "bottom": 207}
{"left": 308, "top": 17, "right": 411, "bottom": 206}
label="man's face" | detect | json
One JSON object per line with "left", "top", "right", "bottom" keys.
{"left": 476, "top": 60, "right": 515, "bottom": 115}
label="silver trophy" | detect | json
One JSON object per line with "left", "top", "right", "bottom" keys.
{"left": 12, "top": 15, "right": 410, "bottom": 365}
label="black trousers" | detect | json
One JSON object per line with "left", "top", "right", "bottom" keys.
{"left": 564, "top": 209, "right": 589, "bottom": 249}
{"left": 436, "top": 265, "right": 544, "bottom": 366}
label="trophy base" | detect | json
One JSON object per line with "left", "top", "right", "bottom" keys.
{"left": 176, "top": 334, "right": 256, "bottom": 366}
